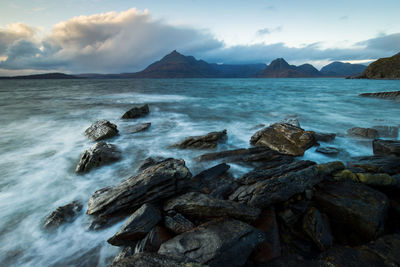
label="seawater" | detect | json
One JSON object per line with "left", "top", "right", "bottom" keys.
{"left": 0, "top": 78, "right": 399, "bottom": 266}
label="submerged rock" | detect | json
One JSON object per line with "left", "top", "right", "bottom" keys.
{"left": 164, "top": 213, "right": 195, "bottom": 234}
{"left": 107, "top": 204, "right": 162, "bottom": 246}
{"left": 373, "top": 139, "right": 400, "bottom": 157}
{"left": 164, "top": 192, "right": 261, "bottom": 222}
{"left": 87, "top": 158, "right": 191, "bottom": 217}
{"left": 250, "top": 123, "right": 316, "bottom": 156}
{"left": 75, "top": 142, "right": 121, "bottom": 173}
{"left": 84, "top": 120, "right": 118, "bottom": 141}
{"left": 314, "top": 132, "right": 336, "bottom": 142}
{"left": 126, "top": 123, "right": 151, "bottom": 134}
{"left": 347, "top": 127, "right": 378, "bottom": 139}
{"left": 316, "top": 146, "right": 340, "bottom": 156}
{"left": 172, "top": 130, "right": 227, "bottom": 149}
{"left": 43, "top": 201, "right": 82, "bottom": 229}
{"left": 110, "top": 252, "right": 205, "bottom": 267}
{"left": 158, "top": 219, "right": 266, "bottom": 267}
{"left": 359, "top": 90, "right": 400, "bottom": 100}
{"left": 121, "top": 104, "right": 150, "bottom": 119}
{"left": 372, "top": 125, "right": 399, "bottom": 138}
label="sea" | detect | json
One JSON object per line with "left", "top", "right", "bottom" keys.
{"left": 0, "top": 78, "right": 399, "bottom": 266}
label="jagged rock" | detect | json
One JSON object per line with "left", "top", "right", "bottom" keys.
{"left": 373, "top": 139, "right": 400, "bottom": 157}
{"left": 347, "top": 155, "right": 400, "bottom": 175}
{"left": 172, "top": 130, "right": 227, "bottom": 149}
{"left": 87, "top": 158, "right": 191, "bottom": 217}
{"left": 137, "top": 157, "right": 165, "bottom": 172}
{"left": 250, "top": 123, "right": 316, "bottom": 156}
{"left": 107, "top": 204, "right": 162, "bottom": 246}
{"left": 189, "top": 163, "right": 231, "bottom": 193}
{"left": 230, "top": 162, "right": 344, "bottom": 208}
{"left": 75, "top": 142, "right": 121, "bottom": 173}
{"left": 121, "top": 104, "right": 150, "bottom": 119}
{"left": 126, "top": 123, "right": 151, "bottom": 134}
{"left": 359, "top": 90, "right": 400, "bottom": 99}
{"left": 302, "top": 207, "right": 333, "bottom": 251}
{"left": 134, "top": 226, "right": 172, "bottom": 253}
{"left": 164, "top": 213, "right": 195, "bottom": 234}
{"left": 316, "top": 146, "right": 340, "bottom": 156}
{"left": 111, "top": 246, "right": 135, "bottom": 265}
{"left": 158, "top": 219, "right": 266, "bottom": 267}
{"left": 84, "top": 120, "right": 118, "bottom": 141}
{"left": 164, "top": 192, "right": 260, "bottom": 222}
{"left": 209, "top": 182, "right": 238, "bottom": 200}
{"left": 240, "top": 160, "right": 316, "bottom": 185}
{"left": 372, "top": 125, "right": 399, "bottom": 138}
{"left": 110, "top": 252, "right": 206, "bottom": 267}
{"left": 314, "top": 180, "right": 389, "bottom": 243}
{"left": 43, "top": 201, "right": 82, "bottom": 229}
{"left": 314, "top": 132, "right": 336, "bottom": 142}
{"left": 347, "top": 127, "right": 378, "bottom": 139}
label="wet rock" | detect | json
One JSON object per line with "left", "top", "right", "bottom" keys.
{"left": 107, "top": 204, "right": 162, "bottom": 246}
{"left": 302, "top": 207, "right": 333, "bottom": 251}
{"left": 126, "top": 123, "right": 151, "bottom": 134}
{"left": 280, "top": 118, "right": 300, "bottom": 127}
{"left": 347, "top": 127, "right": 378, "bottom": 139}
{"left": 314, "top": 132, "right": 336, "bottom": 142}
{"left": 43, "top": 201, "right": 82, "bottom": 229}
{"left": 164, "top": 192, "right": 261, "bottom": 222}
{"left": 356, "top": 172, "right": 397, "bottom": 186}
{"left": 359, "top": 233, "right": 400, "bottom": 266}
{"left": 121, "top": 104, "right": 149, "bottom": 119}
{"left": 134, "top": 226, "right": 172, "bottom": 253}
{"left": 189, "top": 163, "right": 231, "bottom": 193}
{"left": 347, "top": 155, "right": 400, "bottom": 175}
{"left": 250, "top": 123, "right": 316, "bottom": 156}
{"left": 314, "top": 180, "right": 389, "bottom": 243}
{"left": 359, "top": 90, "right": 400, "bottom": 100}
{"left": 110, "top": 252, "right": 205, "bottom": 267}
{"left": 137, "top": 157, "right": 165, "bottom": 172}
{"left": 373, "top": 139, "right": 400, "bottom": 157}
{"left": 209, "top": 182, "right": 238, "bottom": 200}
{"left": 372, "top": 125, "right": 399, "bottom": 138}
{"left": 240, "top": 160, "right": 316, "bottom": 185}
{"left": 111, "top": 246, "right": 135, "bottom": 265}
{"left": 250, "top": 123, "right": 265, "bottom": 130}
{"left": 315, "top": 246, "right": 385, "bottom": 267}
{"left": 87, "top": 158, "right": 191, "bottom": 217}
{"left": 172, "top": 130, "right": 227, "bottom": 149}
{"left": 267, "top": 254, "right": 312, "bottom": 267}
{"left": 75, "top": 142, "right": 121, "bottom": 173}
{"left": 158, "top": 219, "right": 266, "bottom": 267}
{"left": 84, "top": 120, "right": 118, "bottom": 141}
{"left": 230, "top": 162, "right": 344, "bottom": 208}
{"left": 315, "top": 146, "right": 340, "bottom": 156}
{"left": 164, "top": 213, "right": 195, "bottom": 234}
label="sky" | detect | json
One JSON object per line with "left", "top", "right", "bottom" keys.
{"left": 0, "top": 0, "right": 399, "bottom": 75}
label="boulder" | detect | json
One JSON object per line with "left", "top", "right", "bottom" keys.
{"left": 121, "top": 104, "right": 149, "bottom": 119}
{"left": 164, "top": 213, "right": 195, "bottom": 234}
{"left": 334, "top": 170, "right": 397, "bottom": 186}
{"left": 84, "top": 120, "right": 118, "bottom": 141}
{"left": 158, "top": 219, "right": 266, "bottom": 267}
{"left": 373, "top": 139, "right": 400, "bottom": 157}
{"left": 372, "top": 125, "right": 399, "bottom": 138}
{"left": 230, "top": 162, "right": 344, "bottom": 208}
{"left": 164, "top": 192, "right": 260, "bottom": 222}
{"left": 134, "top": 226, "right": 172, "bottom": 253}
{"left": 126, "top": 123, "right": 151, "bottom": 134}
{"left": 347, "top": 155, "right": 400, "bottom": 175}
{"left": 315, "top": 146, "right": 340, "bottom": 156}
{"left": 172, "top": 130, "right": 227, "bottom": 149}
{"left": 110, "top": 252, "right": 206, "bottom": 267}
{"left": 43, "top": 201, "right": 82, "bottom": 229}
{"left": 314, "top": 181, "right": 389, "bottom": 243}
{"left": 302, "top": 207, "right": 333, "bottom": 251}
{"left": 87, "top": 158, "right": 191, "bottom": 217}
{"left": 314, "top": 132, "right": 336, "bottom": 142}
{"left": 347, "top": 127, "right": 378, "bottom": 139}
{"left": 107, "top": 204, "right": 162, "bottom": 246}
{"left": 250, "top": 123, "right": 316, "bottom": 156}
{"left": 189, "top": 163, "right": 231, "bottom": 193}
{"left": 75, "top": 142, "right": 121, "bottom": 173}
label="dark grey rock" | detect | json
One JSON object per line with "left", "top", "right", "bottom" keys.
{"left": 107, "top": 204, "right": 162, "bottom": 246}
{"left": 109, "top": 252, "right": 206, "bottom": 267}
{"left": 302, "top": 207, "right": 333, "bottom": 251}
{"left": 126, "top": 123, "right": 151, "bottom": 134}
{"left": 314, "top": 132, "right": 336, "bottom": 142}
{"left": 121, "top": 104, "right": 149, "bottom": 119}
{"left": 316, "top": 146, "right": 340, "bottom": 156}
{"left": 43, "top": 201, "right": 82, "bottom": 229}
{"left": 137, "top": 157, "right": 165, "bottom": 172}
{"left": 189, "top": 163, "right": 232, "bottom": 193}
{"left": 172, "top": 130, "right": 227, "bottom": 149}
{"left": 164, "top": 213, "right": 195, "bottom": 234}
{"left": 134, "top": 226, "right": 172, "bottom": 253}
{"left": 373, "top": 139, "right": 400, "bottom": 157}
{"left": 111, "top": 246, "right": 135, "bottom": 265}
{"left": 280, "top": 118, "right": 300, "bottom": 128}
{"left": 347, "top": 127, "right": 378, "bottom": 139}
{"left": 347, "top": 155, "right": 400, "bottom": 175}
{"left": 75, "top": 142, "right": 121, "bottom": 173}
{"left": 372, "top": 125, "right": 399, "bottom": 138}
{"left": 84, "top": 120, "right": 118, "bottom": 141}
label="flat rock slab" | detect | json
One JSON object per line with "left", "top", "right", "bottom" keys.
{"left": 75, "top": 142, "right": 121, "bottom": 173}
{"left": 43, "top": 201, "right": 82, "bottom": 229}
{"left": 126, "top": 123, "right": 151, "bottom": 134}
{"left": 314, "top": 132, "right": 336, "bottom": 142}
{"left": 316, "top": 146, "right": 340, "bottom": 156}
{"left": 172, "top": 130, "right": 227, "bottom": 149}
{"left": 158, "top": 219, "right": 266, "bottom": 267}
{"left": 121, "top": 104, "right": 149, "bottom": 119}
{"left": 314, "top": 180, "right": 389, "bottom": 242}
{"left": 347, "top": 127, "right": 378, "bottom": 139}
{"left": 359, "top": 90, "right": 400, "bottom": 100}
{"left": 347, "top": 155, "right": 400, "bottom": 175}
{"left": 110, "top": 252, "right": 206, "bottom": 267}
{"left": 189, "top": 163, "right": 232, "bottom": 193}
{"left": 164, "top": 192, "right": 261, "bottom": 222}
{"left": 107, "top": 204, "right": 162, "bottom": 246}
{"left": 373, "top": 139, "right": 400, "bottom": 157}
{"left": 85, "top": 120, "right": 118, "bottom": 141}
{"left": 250, "top": 123, "right": 316, "bottom": 156}
{"left": 230, "top": 161, "right": 344, "bottom": 208}
{"left": 87, "top": 158, "right": 192, "bottom": 217}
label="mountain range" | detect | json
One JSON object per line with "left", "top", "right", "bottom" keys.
{"left": 358, "top": 53, "right": 400, "bottom": 79}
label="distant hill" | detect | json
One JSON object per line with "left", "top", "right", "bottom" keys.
{"left": 257, "top": 58, "right": 321, "bottom": 78}
{"left": 320, "top": 62, "right": 366, "bottom": 77}
{"left": 0, "top": 72, "right": 80, "bottom": 79}
{"left": 359, "top": 53, "right": 400, "bottom": 79}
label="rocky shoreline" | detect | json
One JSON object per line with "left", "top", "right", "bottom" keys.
{"left": 43, "top": 103, "right": 400, "bottom": 267}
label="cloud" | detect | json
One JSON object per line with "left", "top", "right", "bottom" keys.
{"left": 257, "top": 26, "right": 282, "bottom": 36}
{"left": 356, "top": 33, "right": 400, "bottom": 53}
{"left": 0, "top": 23, "right": 37, "bottom": 54}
